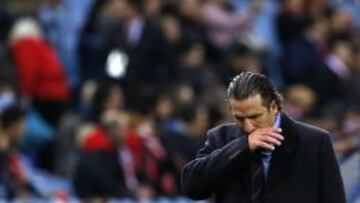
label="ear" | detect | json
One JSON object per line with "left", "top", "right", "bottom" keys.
{"left": 270, "top": 100, "right": 278, "bottom": 115}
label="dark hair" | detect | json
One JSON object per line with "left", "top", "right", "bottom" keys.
{"left": 0, "top": 105, "right": 26, "bottom": 129}
{"left": 92, "top": 80, "right": 121, "bottom": 122}
{"left": 227, "top": 72, "right": 283, "bottom": 111}
{"left": 229, "top": 42, "right": 253, "bottom": 57}
{"left": 179, "top": 103, "right": 198, "bottom": 123}
{"left": 125, "top": 0, "right": 144, "bottom": 12}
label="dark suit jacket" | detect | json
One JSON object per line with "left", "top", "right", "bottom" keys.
{"left": 181, "top": 114, "right": 346, "bottom": 203}
{"left": 123, "top": 19, "right": 170, "bottom": 87}
{"left": 121, "top": 19, "right": 173, "bottom": 112}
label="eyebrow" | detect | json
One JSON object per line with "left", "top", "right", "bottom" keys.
{"left": 234, "top": 113, "right": 262, "bottom": 119}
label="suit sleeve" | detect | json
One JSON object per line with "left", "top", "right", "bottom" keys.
{"left": 181, "top": 131, "right": 250, "bottom": 200}
{"left": 319, "top": 134, "right": 346, "bottom": 203}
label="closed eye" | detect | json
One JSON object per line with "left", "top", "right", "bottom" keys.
{"left": 234, "top": 116, "right": 243, "bottom": 122}
{"left": 248, "top": 114, "right": 261, "bottom": 119}
{"left": 234, "top": 114, "right": 262, "bottom": 121}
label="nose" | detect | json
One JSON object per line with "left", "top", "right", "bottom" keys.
{"left": 243, "top": 119, "right": 255, "bottom": 134}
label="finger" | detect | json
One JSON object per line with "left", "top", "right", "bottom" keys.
{"left": 260, "top": 131, "right": 284, "bottom": 141}
{"left": 267, "top": 132, "right": 284, "bottom": 141}
{"left": 262, "top": 135, "right": 282, "bottom": 146}
{"left": 259, "top": 141, "right": 275, "bottom": 151}
{"left": 257, "top": 128, "right": 283, "bottom": 136}
{"left": 272, "top": 128, "right": 282, "bottom": 133}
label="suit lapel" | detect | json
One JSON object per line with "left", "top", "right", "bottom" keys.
{"left": 265, "top": 113, "right": 299, "bottom": 187}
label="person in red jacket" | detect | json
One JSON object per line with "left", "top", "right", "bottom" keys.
{"left": 10, "top": 18, "right": 70, "bottom": 127}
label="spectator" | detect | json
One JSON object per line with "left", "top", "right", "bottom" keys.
{"left": 153, "top": 94, "right": 180, "bottom": 135}
{"left": 280, "top": 11, "right": 346, "bottom": 108}
{"left": 79, "top": 0, "right": 125, "bottom": 81}
{"left": 110, "top": 0, "right": 172, "bottom": 113}
{"left": 283, "top": 84, "right": 317, "bottom": 121}
{"left": 0, "top": 82, "right": 16, "bottom": 112}
{"left": 276, "top": 0, "right": 310, "bottom": 45}
{"left": 202, "top": 0, "right": 262, "bottom": 50}
{"left": 177, "top": 41, "right": 216, "bottom": 95}
{"left": 0, "top": 105, "right": 32, "bottom": 199}
{"left": 160, "top": 14, "right": 183, "bottom": 80}
{"left": 328, "top": 9, "right": 353, "bottom": 44}
{"left": 74, "top": 111, "right": 137, "bottom": 200}
{"left": 77, "top": 80, "right": 126, "bottom": 153}
{"left": 0, "top": 9, "right": 16, "bottom": 90}
{"left": 176, "top": 0, "right": 207, "bottom": 44}
{"left": 324, "top": 40, "right": 354, "bottom": 105}
{"left": 160, "top": 103, "right": 209, "bottom": 196}
{"left": 38, "top": 0, "right": 95, "bottom": 89}
{"left": 76, "top": 80, "right": 167, "bottom": 199}
{"left": 9, "top": 17, "right": 70, "bottom": 172}
{"left": 144, "top": 0, "right": 163, "bottom": 20}
{"left": 9, "top": 17, "right": 70, "bottom": 127}
{"left": 219, "top": 42, "right": 261, "bottom": 85}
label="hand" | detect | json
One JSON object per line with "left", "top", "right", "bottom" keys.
{"left": 248, "top": 128, "right": 284, "bottom": 151}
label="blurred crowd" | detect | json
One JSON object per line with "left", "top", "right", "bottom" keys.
{"left": 0, "top": 0, "right": 359, "bottom": 202}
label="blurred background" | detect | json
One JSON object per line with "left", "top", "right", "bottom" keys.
{"left": 0, "top": 0, "right": 359, "bottom": 202}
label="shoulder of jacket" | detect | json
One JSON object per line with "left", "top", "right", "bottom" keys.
{"left": 205, "top": 123, "right": 239, "bottom": 146}
{"left": 207, "top": 123, "right": 238, "bottom": 135}
{"left": 294, "top": 120, "right": 330, "bottom": 141}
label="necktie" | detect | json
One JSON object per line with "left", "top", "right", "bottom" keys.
{"left": 261, "top": 151, "right": 272, "bottom": 178}
{"left": 250, "top": 154, "right": 265, "bottom": 203}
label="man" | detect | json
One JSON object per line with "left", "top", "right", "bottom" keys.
{"left": 0, "top": 105, "right": 31, "bottom": 198}
{"left": 114, "top": 0, "right": 172, "bottom": 112}
{"left": 74, "top": 111, "right": 136, "bottom": 199}
{"left": 0, "top": 105, "right": 26, "bottom": 155}
{"left": 181, "top": 72, "right": 345, "bottom": 203}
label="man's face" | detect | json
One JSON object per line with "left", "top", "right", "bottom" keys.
{"left": 106, "top": 0, "right": 133, "bottom": 21}
{"left": 9, "top": 119, "right": 26, "bottom": 146}
{"left": 229, "top": 94, "right": 278, "bottom": 135}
